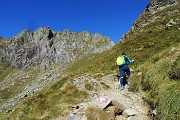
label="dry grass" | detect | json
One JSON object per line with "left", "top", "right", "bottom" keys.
{"left": 86, "top": 107, "right": 109, "bottom": 120}
{"left": 3, "top": 76, "right": 87, "bottom": 120}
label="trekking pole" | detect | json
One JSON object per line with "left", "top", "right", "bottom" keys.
{"left": 132, "top": 60, "right": 135, "bottom": 70}
{"left": 133, "top": 63, "right": 135, "bottom": 70}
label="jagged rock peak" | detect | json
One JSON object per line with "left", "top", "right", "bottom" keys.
{"left": 146, "top": 0, "right": 178, "bottom": 13}
{"left": 10, "top": 29, "right": 32, "bottom": 40}
{"left": 17, "top": 29, "right": 32, "bottom": 36}
{"left": 1, "top": 27, "right": 114, "bottom": 68}
{"left": 152, "top": 0, "right": 177, "bottom": 4}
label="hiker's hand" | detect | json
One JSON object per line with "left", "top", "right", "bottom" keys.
{"left": 132, "top": 60, "right": 135, "bottom": 63}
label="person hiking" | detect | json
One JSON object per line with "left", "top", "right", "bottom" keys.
{"left": 115, "top": 53, "right": 134, "bottom": 90}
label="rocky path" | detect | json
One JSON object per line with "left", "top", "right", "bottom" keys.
{"left": 100, "top": 75, "right": 149, "bottom": 119}
{"left": 57, "top": 74, "right": 150, "bottom": 120}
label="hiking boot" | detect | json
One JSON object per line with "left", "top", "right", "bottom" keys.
{"left": 126, "top": 81, "right": 130, "bottom": 86}
{"left": 120, "top": 86, "right": 124, "bottom": 90}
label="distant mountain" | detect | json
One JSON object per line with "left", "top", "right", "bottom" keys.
{"left": 0, "top": 27, "right": 114, "bottom": 68}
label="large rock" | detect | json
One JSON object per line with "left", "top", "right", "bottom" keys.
{"left": 92, "top": 96, "right": 112, "bottom": 110}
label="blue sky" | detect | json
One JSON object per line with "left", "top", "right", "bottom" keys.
{"left": 0, "top": 0, "right": 151, "bottom": 43}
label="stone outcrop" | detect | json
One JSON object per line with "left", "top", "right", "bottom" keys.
{"left": 0, "top": 37, "right": 8, "bottom": 63}
{"left": 1, "top": 27, "right": 114, "bottom": 68}
{"left": 146, "top": 0, "right": 177, "bottom": 13}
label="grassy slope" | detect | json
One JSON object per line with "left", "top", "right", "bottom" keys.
{"left": 0, "top": 74, "right": 87, "bottom": 120}
{"left": 12, "top": 77, "right": 87, "bottom": 120}
{"left": 0, "top": 60, "right": 88, "bottom": 120}
{"left": 0, "top": 64, "right": 41, "bottom": 106}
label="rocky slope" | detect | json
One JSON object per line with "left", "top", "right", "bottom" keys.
{"left": 0, "top": 27, "right": 114, "bottom": 68}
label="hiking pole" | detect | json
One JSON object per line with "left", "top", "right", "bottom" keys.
{"left": 132, "top": 60, "right": 135, "bottom": 70}
{"left": 133, "top": 62, "right": 135, "bottom": 70}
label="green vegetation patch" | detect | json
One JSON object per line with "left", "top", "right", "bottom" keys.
{"left": 130, "top": 44, "right": 180, "bottom": 119}
{"left": 5, "top": 76, "right": 87, "bottom": 120}
{"left": 85, "top": 82, "right": 93, "bottom": 91}
{"left": 158, "top": 82, "right": 180, "bottom": 120}
{"left": 0, "top": 68, "right": 39, "bottom": 105}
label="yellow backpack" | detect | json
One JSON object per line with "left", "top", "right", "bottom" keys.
{"left": 116, "top": 56, "right": 126, "bottom": 66}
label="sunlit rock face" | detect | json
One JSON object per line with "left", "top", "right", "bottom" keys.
{"left": 4, "top": 27, "right": 114, "bottom": 68}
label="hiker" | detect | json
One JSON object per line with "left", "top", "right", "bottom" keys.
{"left": 115, "top": 53, "right": 134, "bottom": 90}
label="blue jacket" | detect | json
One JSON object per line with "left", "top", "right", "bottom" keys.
{"left": 123, "top": 55, "right": 134, "bottom": 64}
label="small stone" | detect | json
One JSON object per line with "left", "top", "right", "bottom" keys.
{"left": 137, "top": 72, "right": 142, "bottom": 76}
{"left": 152, "top": 108, "right": 157, "bottom": 116}
{"left": 72, "top": 105, "right": 79, "bottom": 109}
{"left": 170, "top": 47, "right": 176, "bottom": 53}
{"left": 116, "top": 115, "right": 125, "bottom": 120}
{"left": 122, "top": 108, "right": 138, "bottom": 118}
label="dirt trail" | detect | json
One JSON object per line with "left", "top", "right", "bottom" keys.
{"left": 98, "top": 75, "right": 150, "bottom": 120}
{"left": 57, "top": 74, "right": 150, "bottom": 120}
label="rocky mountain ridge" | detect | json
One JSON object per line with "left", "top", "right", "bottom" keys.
{"left": 0, "top": 27, "right": 114, "bottom": 68}
{"left": 120, "top": 0, "right": 179, "bottom": 41}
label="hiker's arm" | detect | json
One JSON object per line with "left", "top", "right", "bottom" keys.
{"left": 125, "top": 56, "right": 134, "bottom": 63}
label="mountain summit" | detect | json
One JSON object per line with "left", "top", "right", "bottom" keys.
{"left": 0, "top": 27, "right": 114, "bottom": 68}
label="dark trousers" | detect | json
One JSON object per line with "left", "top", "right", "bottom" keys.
{"left": 119, "top": 65, "right": 130, "bottom": 86}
